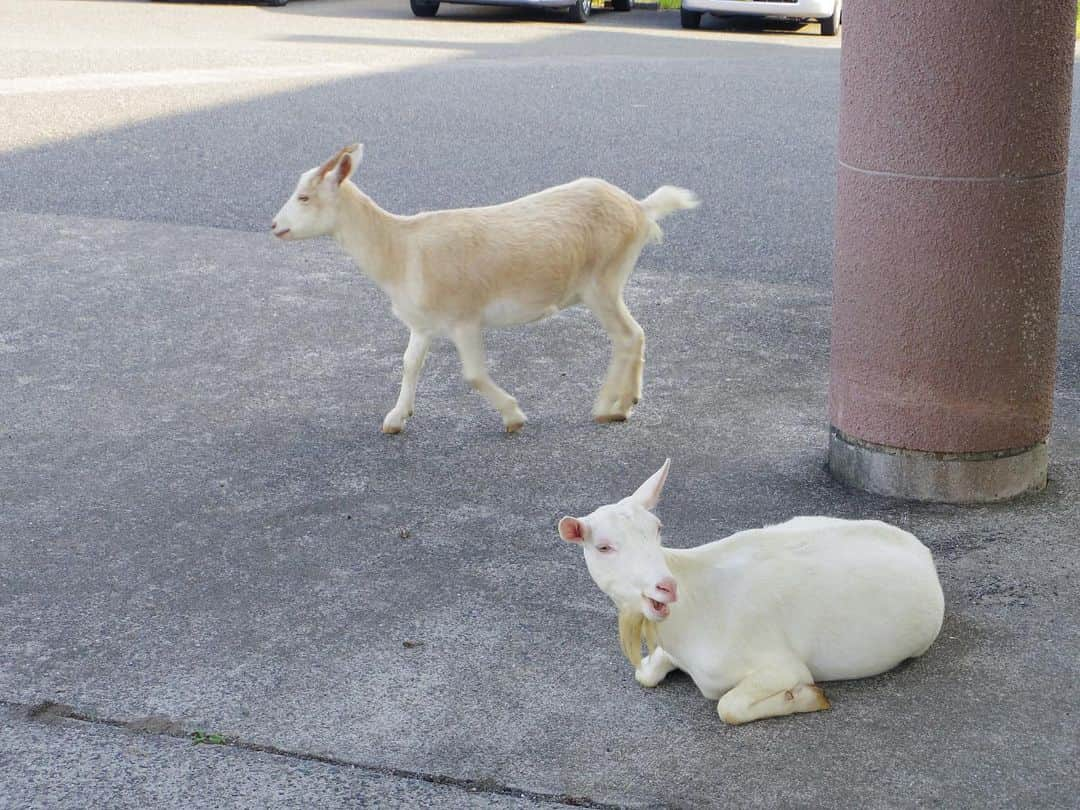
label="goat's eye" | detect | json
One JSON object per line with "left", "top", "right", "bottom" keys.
{"left": 298, "top": 195, "right": 310, "bottom": 203}
{"left": 596, "top": 543, "right": 614, "bottom": 553}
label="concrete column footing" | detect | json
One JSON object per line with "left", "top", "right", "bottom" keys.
{"left": 827, "top": 428, "right": 1047, "bottom": 503}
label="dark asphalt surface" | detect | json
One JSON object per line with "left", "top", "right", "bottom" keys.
{"left": 1, "top": 2, "right": 1077, "bottom": 807}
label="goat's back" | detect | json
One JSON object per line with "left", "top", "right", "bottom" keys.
{"left": 400, "top": 179, "right": 649, "bottom": 319}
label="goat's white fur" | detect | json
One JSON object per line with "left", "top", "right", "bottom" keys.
{"left": 272, "top": 144, "right": 699, "bottom": 433}
{"left": 560, "top": 460, "right": 946, "bottom": 725}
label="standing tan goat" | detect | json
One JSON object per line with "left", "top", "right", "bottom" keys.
{"left": 272, "top": 144, "right": 698, "bottom": 433}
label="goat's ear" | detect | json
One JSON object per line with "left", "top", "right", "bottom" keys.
{"left": 337, "top": 143, "right": 362, "bottom": 183}
{"left": 318, "top": 143, "right": 362, "bottom": 186}
{"left": 629, "top": 458, "right": 671, "bottom": 511}
{"left": 558, "top": 516, "right": 585, "bottom": 543}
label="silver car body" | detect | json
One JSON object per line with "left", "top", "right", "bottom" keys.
{"left": 682, "top": 0, "right": 837, "bottom": 21}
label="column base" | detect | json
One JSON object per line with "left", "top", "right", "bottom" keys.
{"left": 827, "top": 428, "right": 1047, "bottom": 503}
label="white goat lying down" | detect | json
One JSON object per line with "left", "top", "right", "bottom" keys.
{"left": 271, "top": 144, "right": 698, "bottom": 433}
{"left": 558, "top": 460, "right": 945, "bottom": 725}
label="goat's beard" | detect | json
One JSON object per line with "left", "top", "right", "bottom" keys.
{"left": 617, "top": 607, "right": 659, "bottom": 668}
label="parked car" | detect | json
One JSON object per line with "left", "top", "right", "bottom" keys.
{"left": 410, "top": 0, "right": 630, "bottom": 24}
{"left": 680, "top": 0, "right": 841, "bottom": 35}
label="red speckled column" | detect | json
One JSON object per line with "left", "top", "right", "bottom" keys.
{"left": 828, "top": 0, "right": 1076, "bottom": 501}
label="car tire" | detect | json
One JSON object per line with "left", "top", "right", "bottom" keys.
{"left": 567, "top": 0, "right": 591, "bottom": 23}
{"left": 680, "top": 8, "right": 702, "bottom": 28}
{"left": 263, "top": 0, "right": 288, "bottom": 6}
{"left": 820, "top": 3, "right": 840, "bottom": 35}
{"left": 613, "top": 0, "right": 633, "bottom": 11}
{"left": 410, "top": 0, "right": 440, "bottom": 16}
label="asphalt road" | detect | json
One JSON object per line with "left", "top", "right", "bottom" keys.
{"left": 1, "top": 2, "right": 1078, "bottom": 808}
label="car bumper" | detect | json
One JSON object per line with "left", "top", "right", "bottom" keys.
{"left": 681, "top": 0, "right": 835, "bottom": 17}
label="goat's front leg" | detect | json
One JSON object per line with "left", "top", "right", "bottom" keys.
{"left": 451, "top": 325, "right": 526, "bottom": 432}
{"left": 382, "top": 330, "right": 431, "bottom": 434}
{"left": 635, "top": 646, "right": 677, "bottom": 688}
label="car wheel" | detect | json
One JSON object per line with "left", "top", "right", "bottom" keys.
{"left": 567, "top": 0, "right": 591, "bottom": 23}
{"left": 820, "top": 3, "right": 840, "bottom": 35}
{"left": 263, "top": 0, "right": 288, "bottom": 6}
{"left": 680, "top": 8, "right": 702, "bottom": 28}
{"left": 410, "top": 0, "right": 440, "bottom": 16}
{"left": 613, "top": 0, "right": 633, "bottom": 11}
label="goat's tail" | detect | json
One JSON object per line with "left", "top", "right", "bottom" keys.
{"left": 639, "top": 186, "right": 699, "bottom": 243}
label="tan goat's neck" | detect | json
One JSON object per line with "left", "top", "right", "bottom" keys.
{"left": 333, "top": 183, "right": 402, "bottom": 287}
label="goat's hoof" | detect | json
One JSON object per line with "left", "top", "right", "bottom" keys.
{"left": 594, "top": 412, "right": 628, "bottom": 424}
{"left": 381, "top": 413, "right": 406, "bottom": 434}
{"left": 635, "top": 670, "right": 660, "bottom": 688}
{"left": 502, "top": 405, "right": 527, "bottom": 433}
{"left": 807, "top": 685, "right": 831, "bottom": 710}
{"left": 593, "top": 394, "right": 634, "bottom": 423}
{"left": 718, "top": 709, "right": 747, "bottom": 725}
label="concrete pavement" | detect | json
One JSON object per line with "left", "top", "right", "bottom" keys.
{"left": 1, "top": 2, "right": 1077, "bottom": 807}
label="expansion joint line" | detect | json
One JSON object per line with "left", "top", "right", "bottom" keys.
{"left": 1, "top": 698, "right": 625, "bottom": 810}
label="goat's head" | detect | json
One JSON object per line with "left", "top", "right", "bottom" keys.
{"left": 272, "top": 143, "right": 362, "bottom": 241}
{"left": 559, "top": 459, "right": 677, "bottom": 624}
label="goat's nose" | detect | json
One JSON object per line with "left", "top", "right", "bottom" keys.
{"left": 655, "top": 577, "right": 678, "bottom": 603}
{"left": 271, "top": 220, "right": 278, "bottom": 230}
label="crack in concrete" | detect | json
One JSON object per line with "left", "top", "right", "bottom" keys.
{"left": 1, "top": 698, "right": 627, "bottom": 810}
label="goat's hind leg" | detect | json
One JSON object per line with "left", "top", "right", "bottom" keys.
{"left": 451, "top": 325, "right": 527, "bottom": 432}
{"left": 716, "top": 660, "right": 830, "bottom": 725}
{"left": 586, "top": 293, "right": 644, "bottom": 423}
{"left": 382, "top": 330, "right": 431, "bottom": 434}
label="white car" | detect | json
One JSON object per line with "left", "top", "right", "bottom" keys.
{"left": 410, "top": 0, "right": 630, "bottom": 23}
{"left": 680, "top": 0, "right": 841, "bottom": 35}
